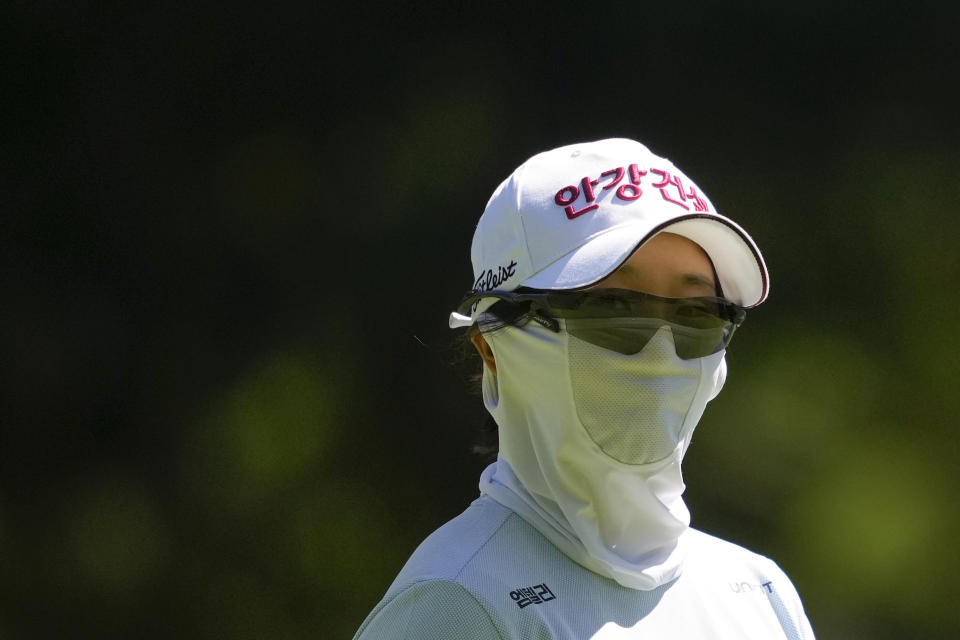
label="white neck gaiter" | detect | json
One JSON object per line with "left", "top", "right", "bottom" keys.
{"left": 477, "top": 322, "right": 727, "bottom": 590}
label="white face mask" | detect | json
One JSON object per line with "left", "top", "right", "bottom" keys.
{"left": 478, "top": 321, "right": 727, "bottom": 590}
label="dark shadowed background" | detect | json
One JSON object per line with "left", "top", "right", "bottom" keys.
{"left": 2, "top": 2, "right": 958, "bottom": 638}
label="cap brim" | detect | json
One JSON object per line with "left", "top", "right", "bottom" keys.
{"left": 521, "top": 213, "right": 768, "bottom": 308}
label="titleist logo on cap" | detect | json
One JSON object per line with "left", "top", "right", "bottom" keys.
{"left": 473, "top": 260, "right": 518, "bottom": 293}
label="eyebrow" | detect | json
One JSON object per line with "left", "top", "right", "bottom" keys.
{"left": 682, "top": 273, "right": 717, "bottom": 290}
{"left": 609, "top": 264, "right": 717, "bottom": 293}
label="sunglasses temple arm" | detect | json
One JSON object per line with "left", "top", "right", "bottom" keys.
{"left": 531, "top": 311, "right": 560, "bottom": 332}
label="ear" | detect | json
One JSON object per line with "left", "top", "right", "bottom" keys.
{"left": 469, "top": 331, "right": 497, "bottom": 375}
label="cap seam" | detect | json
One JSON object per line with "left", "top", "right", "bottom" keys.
{"left": 513, "top": 163, "right": 536, "bottom": 272}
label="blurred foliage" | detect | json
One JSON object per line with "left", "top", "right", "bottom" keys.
{"left": 2, "top": 2, "right": 959, "bottom": 638}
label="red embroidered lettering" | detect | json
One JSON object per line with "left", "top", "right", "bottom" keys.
{"left": 685, "top": 185, "right": 709, "bottom": 212}
{"left": 580, "top": 176, "right": 599, "bottom": 202}
{"left": 555, "top": 186, "right": 579, "bottom": 206}
{"left": 600, "top": 167, "right": 624, "bottom": 190}
{"left": 556, "top": 180, "right": 599, "bottom": 219}
{"left": 616, "top": 164, "right": 645, "bottom": 201}
{"left": 650, "top": 168, "right": 689, "bottom": 210}
{"left": 564, "top": 202, "right": 599, "bottom": 219}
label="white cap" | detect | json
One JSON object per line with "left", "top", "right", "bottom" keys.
{"left": 450, "top": 138, "right": 769, "bottom": 328}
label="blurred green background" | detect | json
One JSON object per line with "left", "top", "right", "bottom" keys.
{"left": 2, "top": 2, "right": 958, "bottom": 638}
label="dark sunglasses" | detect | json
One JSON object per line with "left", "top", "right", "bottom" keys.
{"left": 456, "top": 288, "right": 746, "bottom": 359}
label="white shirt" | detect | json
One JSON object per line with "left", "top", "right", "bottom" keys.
{"left": 354, "top": 496, "right": 815, "bottom": 639}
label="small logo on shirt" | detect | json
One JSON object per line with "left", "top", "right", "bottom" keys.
{"left": 509, "top": 583, "right": 556, "bottom": 609}
{"left": 730, "top": 580, "right": 774, "bottom": 594}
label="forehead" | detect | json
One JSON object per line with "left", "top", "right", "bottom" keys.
{"left": 624, "top": 232, "right": 712, "bottom": 271}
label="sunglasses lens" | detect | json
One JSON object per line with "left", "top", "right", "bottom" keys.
{"left": 565, "top": 318, "right": 731, "bottom": 359}
{"left": 670, "top": 323, "right": 734, "bottom": 359}
{"left": 564, "top": 318, "right": 659, "bottom": 355}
